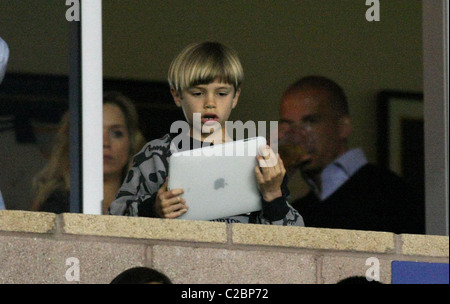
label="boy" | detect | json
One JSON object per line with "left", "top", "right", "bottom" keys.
{"left": 109, "top": 41, "right": 304, "bottom": 226}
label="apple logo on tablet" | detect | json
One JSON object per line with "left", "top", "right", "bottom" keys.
{"left": 214, "top": 178, "right": 227, "bottom": 190}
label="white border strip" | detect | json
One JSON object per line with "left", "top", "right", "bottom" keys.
{"left": 81, "top": 0, "right": 103, "bottom": 215}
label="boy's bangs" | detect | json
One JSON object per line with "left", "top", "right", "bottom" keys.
{"left": 189, "top": 69, "right": 235, "bottom": 89}
{"left": 183, "top": 55, "right": 238, "bottom": 90}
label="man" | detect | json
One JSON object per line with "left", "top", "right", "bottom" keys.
{"left": 0, "top": 36, "right": 9, "bottom": 210}
{"left": 278, "top": 75, "right": 424, "bottom": 234}
{"left": 0, "top": 37, "right": 8, "bottom": 84}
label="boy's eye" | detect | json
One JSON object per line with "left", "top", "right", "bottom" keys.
{"left": 189, "top": 91, "right": 203, "bottom": 96}
{"left": 218, "top": 91, "right": 229, "bottom": 96}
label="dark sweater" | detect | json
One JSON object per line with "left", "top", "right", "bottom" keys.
{"left": 291, "top": 164, "right": 425, "bottom": 234}
{"left": 39, "top": 190, "right": 70, "bottom": 214}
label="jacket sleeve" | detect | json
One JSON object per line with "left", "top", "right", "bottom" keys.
{"left": 254, "top": 176, "right": 305, "bottom": 226}
{"left": 254, "top": 196, "right": 305, "bottom": 226}
{"left": 107, "top": 164, "right": 156, "bottom": 217}
{"left": 108, "top": 136, "right": 171, "bottom": 217}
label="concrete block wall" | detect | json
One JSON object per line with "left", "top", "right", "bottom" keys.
{"left": 0, "top": 210, "right": 448, "bottom": 284}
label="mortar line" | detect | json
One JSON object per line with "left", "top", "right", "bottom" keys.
{"left": 227, "top": 223, "right": 233, "bottom": 245}
{"left": 316, "top": 254, "right": 323, "bottom": 284}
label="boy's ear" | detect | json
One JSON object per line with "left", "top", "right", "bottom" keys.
{"left": 232, "top": 88, "right": 241, "bottom": 109}
{"left": 171, "top": 88, "right": 182, "bottom": 107}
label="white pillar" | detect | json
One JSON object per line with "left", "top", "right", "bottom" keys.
{"left": 81, "top": 0, "right": 103, "bottom": 215}
{"left": 423, "top": 0, "right": 449, "bottom": 235}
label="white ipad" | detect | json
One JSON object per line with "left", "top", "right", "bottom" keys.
{"left": 168, "top": 136, "right": 267, "bottom": 221}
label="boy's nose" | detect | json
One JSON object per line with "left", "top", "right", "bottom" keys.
{"left": 204, "top": 94, "right": 216, "bottom": 108}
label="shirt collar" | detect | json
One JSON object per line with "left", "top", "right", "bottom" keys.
{"left": 307, "top": 148, "right": 368, "bottom": 200}
{"left": 334, "top": 148, "right": 368, "bottom": 177}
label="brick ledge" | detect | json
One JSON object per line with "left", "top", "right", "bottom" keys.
{"left": 1, "top": 210, "right": 448, "bottom": 257}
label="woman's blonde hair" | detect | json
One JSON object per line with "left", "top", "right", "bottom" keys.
{"left": 31, "top": 112, "right": 70, "bottom": 211}
{"left": 31, "top": 92, "right": 146, "bottom": 211}
{"left": 168, "top": 41, "right": 244, "bottom": 95}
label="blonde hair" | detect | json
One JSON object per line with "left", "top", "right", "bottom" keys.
{"left": 31, "top": 112, "right": 70, "bottom": 211}
{"left": 168, "top": 41, "right": 244, "bottom": 95}
{"left": 31, "top": 92, "right": 146, "bottom": 211}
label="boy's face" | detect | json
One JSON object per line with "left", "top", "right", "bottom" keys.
{"left": 171, "top": 79, "right": 240, "bottom": 140}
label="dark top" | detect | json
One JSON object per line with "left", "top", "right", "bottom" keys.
{"left": 291, "top": 164, "right": 425, "bottom": 234}
{"left": 38, "top": 190, "right": 70, "bottom": 214}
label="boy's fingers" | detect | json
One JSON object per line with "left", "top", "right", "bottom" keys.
{"left": 164, "top": 200, "right": 188, "bottom": 218}
{"left": 259, "top": 146, "right": 278, "bottom": 168}
{"left": 166, "top": 208, "right": 188, "bottom": 219}
{"left": 257, "top": 155, "right": 268, "bottom": 170}
{"left": 257, "top": 157, "right": 272, "bottom": 180}
{"left": 255, "top": 154, "right": 285, "bottom": 186}
{"left": 259, "top": 145, "right": 271, "bottom": 158}
{"left": 278, "top": 154, "right": 286, "bottom": 175}
{"left": 161, "top": 195, "right": 184, "bottom": 208}
{"left": 164, "top": 200, "right": 187, "bottom": 214}
{"left": 257, "top": 155, "right": 280, "bottom": 179}
{"left": 170, "top": 189, "right": 184, "bottom": 197}
{"left": 159, "top": 188, "right": 184, "bottom": 200}
{"left": 254, "top": 166, "right": 265, "bottom": 184}
{"left": 158, "top": 180, "right": 168, "bottom": 192}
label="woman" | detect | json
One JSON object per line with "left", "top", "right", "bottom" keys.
{"left": 102, "top": 92, "right": 146, "bottom": 213}
{"left": 31, "top": 92, "right": 145, "bottom": 214}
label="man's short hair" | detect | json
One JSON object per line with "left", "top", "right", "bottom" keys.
{"left": 168, "top": 41, "right": 244, "bottom": 95}
{"left": 285, "top": 75, "right": 349, "bottom": 116}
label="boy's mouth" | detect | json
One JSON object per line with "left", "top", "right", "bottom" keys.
{"left": 201, "top": 113, "right": 219, "bottom": 124}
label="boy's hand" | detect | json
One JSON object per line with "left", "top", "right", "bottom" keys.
{"left": 255, "top": 146, "right": 286, "bottom": 202}
{"left": 154, "top": 180, "right": 188, "bottom": 218}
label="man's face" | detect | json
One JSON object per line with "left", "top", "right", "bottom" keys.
{"left": 279, "top": 88, "right": 350, "bottom": 177}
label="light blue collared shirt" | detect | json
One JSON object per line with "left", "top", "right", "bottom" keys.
{"left": 0, "top": 190, "right": 5, "bottom": 210}
{"left": 307, "top": 148, "right": 368, "bottom": 201}
{"left": 1, "top": 36, "right": 9, "bottom": 84}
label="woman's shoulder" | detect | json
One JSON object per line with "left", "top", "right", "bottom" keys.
{"left": 144, "top": 133, "right": 172, "bottom": 150}
{"left": 132, "top": 133, "right": 173, "bottom": 166}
